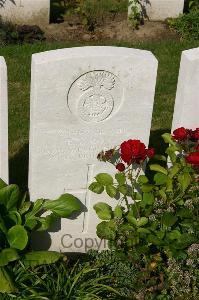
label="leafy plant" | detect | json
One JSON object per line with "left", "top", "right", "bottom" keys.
{"left": 89, "top": 127, "right": 199, "bottom": 297}
{"left": 128, "top": 0, "right": 144, "bottom": 29}
{"left": 189, "top": 0, "right": 199, "bottom": 11}
{"left": 0, "top": 258, "right": 121, "bottom": 299}
{"left": 168, "top": 9, "right": 199, "bottom": 40}
{"left": 73, "top": 0, "right": 128, "bottom": 31}
{"left": 0, "top": 180, "right": 81, "bottom": 293}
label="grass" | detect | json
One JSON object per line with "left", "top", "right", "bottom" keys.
{"left": 0, "top": 39, "right": 198, "bottom": 188}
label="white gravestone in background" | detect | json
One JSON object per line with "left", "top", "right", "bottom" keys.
{"left": 29, "top": 46, "right": 158, "bottom": 252}
{"left": 0, "top": 0, "right": 49, "bottom": 25}
{"left": 172, "top": 48, "right": 199, "bottom": 131}
{"left": 0, "top": 57, "right": 8, "bottom": 184}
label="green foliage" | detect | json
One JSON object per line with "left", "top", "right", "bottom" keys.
{"left": 89, "top": 132, "right": 199, "bottom": 298}
{"left": 169, "top": 9, "right": 199, "bottom": 40}
{"left": 0, "top": 181, "right": 81, "bottom": 293}
{"left": 189, "top": 0, "right": 199, "bottom": 11}
{"left": 76, "top": 0, "right": 128, "bottom": 31}
{"left": 128, "top": 0, "right": 144, "bottom": 29}
{"left": 0, "top": 257, "right": 121, "bottom": 299}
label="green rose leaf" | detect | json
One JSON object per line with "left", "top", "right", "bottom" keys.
{"left": 153, "top": 155, "right": 167, "bottom": 162}
{"left": 93, "top": 202, "right": 113, "bottom": 220}
{"left": 154, "top": 173, "right": 168, "bottom": 185}
{"left": 114, "top": 205, "right": 123, "bottom": 218}
{"left": 89, "top": 182, "right": 104, "bottom": 194}
{"left": 137, "top": 228, "right": 151, "bottom": 234}
{"left": 119, "top": 185, "right": 128, "bottom": 195}
{"left": 162, "top": 212, "right": 178, "bottom": 227}
{"left": 137, "top": 217, "right": 148, "bottom": 227}
{"left": 150, "top": 164, "right": 168, "bottom": 175}
{"left": 141, "top": 184, "right": 154, "bottom": 193}
{"left": 95, "top": 173, "right": 113, "bottom": 186}
{"left": 142, "top": 192, "right": 154, "bottom": 206}
{"left": 127, "top": 210, "right": 137, "bottom": 226}
{"left": 106, "top": 185, "right": 117, "bottom": 198}
{"left": 22, "top": 251, "right": 63, "bottom": 267}
{"left": 0, "top": 249, "right": 19, "bottom": 267}
{"left": 169, "top": 164, "right": 180, "bottom": 178}
{"left": 178, "top": 172, "right": 191, "bottom": 192}
{"left": 162, "top": 133, "right": 176, "bottom": 146}
{"left": 43, "top": 194, "right": 81, "bottom": 218}
{"left": 96, "top": 221, "right": 116, "bottom": 240}
{"left": 167, "top": 230, "right": 181, "bottom": 240}
{"left": 7, "top": 225, "right": 28, "bottom": 250}
{"left": 138, "top": 175, "right": 149, "bottom": 184}
{"left": 115, "top": 173, "right": 126, "bottom": 185}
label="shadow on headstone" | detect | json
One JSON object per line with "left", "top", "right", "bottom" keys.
{"left": 9, "top": 142, "right": 29, "bottom": 191}
{"left": 31, "top": 231, "right": 52, "bottom": 251}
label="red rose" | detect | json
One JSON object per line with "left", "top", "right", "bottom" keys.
{"left": 186, "top": 152, "right": 199, "bottom": 167}
{"left": 120, "top": 139, "right": 147, "bottom": 164}
{"left": 192, "top": 128, "right": 199, "bottom": 141}
{"left": 173, "top": 127, "right": 188, "bottom": 141}
{"left": 120, "top": 141, "right": 133, "bottom": 164}
{"left": 147, "top": 148, "right": 155, "bottom": 158}
{"left": 116, "top": 163, "right": 125, "bottom": 172}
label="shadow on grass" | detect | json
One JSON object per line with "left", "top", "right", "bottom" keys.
{"left": 9, "top": 143, "right": 29, "bottom": 191}
{"left": 149, "top": 128, "right": 170, "bottom": 154}
{"left": 146, "top": 128, "right": 170, "bottom": 180}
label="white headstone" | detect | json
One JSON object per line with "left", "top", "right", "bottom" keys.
{"left": 128, "top": 0, "right": 184, "bottom": 21}
{"left": 0, "top": 57, "right": 8, "bottom": 183}
{"left": 172, "top": 47, "right": 199, "bottom": 131}
{"left": 0, "top": 0, "right": 50, "bottom": 25}
{"left": 29, "top": 46, "right": 158, "bottom": 252}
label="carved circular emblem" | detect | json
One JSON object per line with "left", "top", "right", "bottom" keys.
{"left": 78, "top": 89, "right": 113, "bottom": 122}
{"left": 68, "top": 71, "right": 120, "bottom": 123}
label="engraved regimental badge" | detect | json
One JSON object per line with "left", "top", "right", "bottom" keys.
{"left": 77, "top": 71, "right": 115, "bottom": 122}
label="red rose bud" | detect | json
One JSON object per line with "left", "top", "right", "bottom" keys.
{"left": 186, "top": 152, "right": 199, "bottom": 167}
{"left": 116, "top": 163, "right": 125, "bottom": 172}
{"left": 147, "top": 148, "right": 155, "bottom": 158}
{"left": 173, "top": 127, "right": 188, "bottom": 141}
{"left": 105, "top": 149, "right": 114, "bottom": 160}
{"left": 192, "top": 128, "right": 199, "bottom": 141}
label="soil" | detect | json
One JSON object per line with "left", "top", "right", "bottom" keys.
{"left": 41, "top": 13, "right": 178, "bottom": 43}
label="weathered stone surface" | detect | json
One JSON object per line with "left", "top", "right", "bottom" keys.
{"left": 128, "top": 0, "right": 184, "bottom": 21}
{"left": 172, "top": 47, "right": 199, "bottom": 130}
{"left": 0, "top": 57, "right": 8, "bottom": 183}
{"left": 29, "top": 46, "right": 158, "bottom": 252}
{"left": 0, "top": 0, "right": 50, "bottom": 25}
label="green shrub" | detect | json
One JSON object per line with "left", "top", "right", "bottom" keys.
{"left": 89, "top": 127, "right": 199, "bottom": 298}
{"left": 169, "top": 10, "right": 199, "bottom": 40}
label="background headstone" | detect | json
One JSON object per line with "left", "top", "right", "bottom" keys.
{"left": 128, "top": 0, "right": 184, "bottom": 21}
{"left": 29, "top": 46, "right": 158, "bottom": 252}
{"left": 172, "top": 47, "right": 199, "bottom": 130}
{"left": 0, "top": 57, "right": 8, "bottom": 183}
{"left": 0, "top": 0, "right": 50, "bottom": 25}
